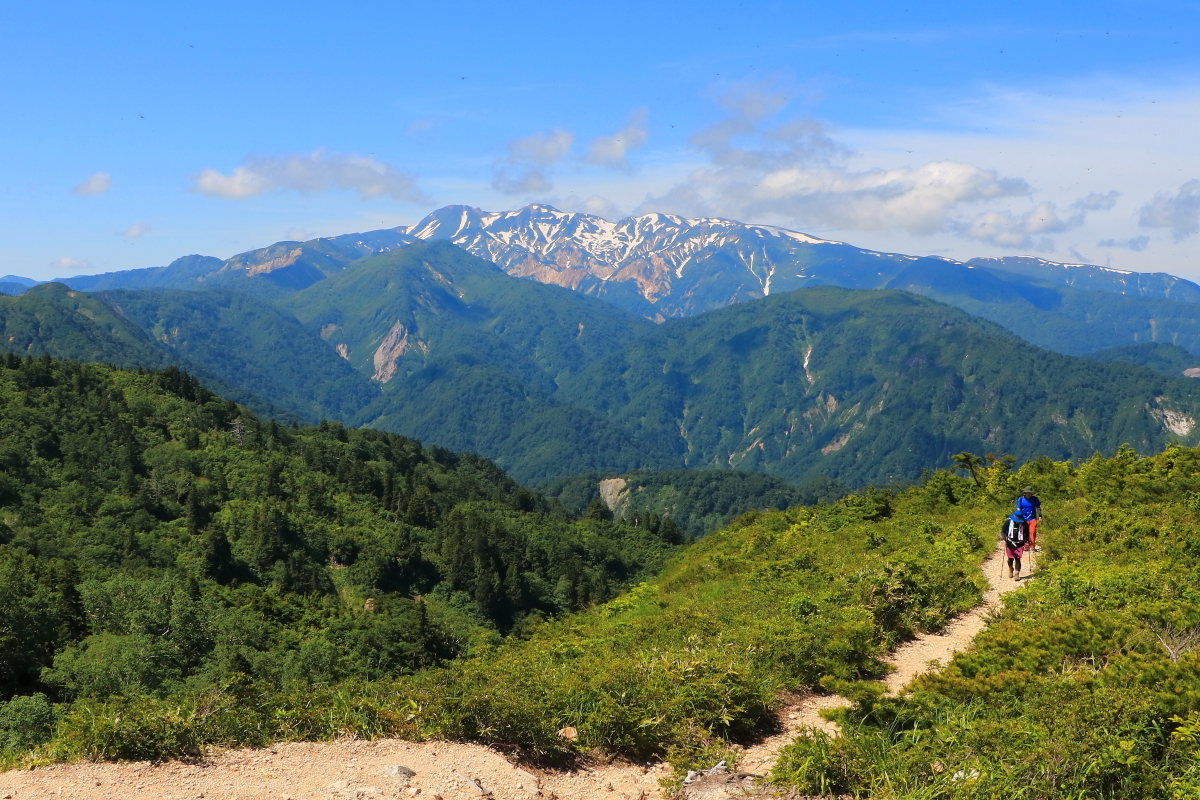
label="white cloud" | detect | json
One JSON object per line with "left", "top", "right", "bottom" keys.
{"left": 72, "top": 172, "right": 111, "bottom": 196}
{"left": 51, "top": 257, "right": 92, "bottom": 273}
{"left": 639, "top": 124, "right": 1030, "bottom": 236}
{"left": 119, "top": 223, "right": 150, "bottom": 238}
{"left": 1098, "top": 235, "right": 1150, "bottom": 251}
{"left": 953, "top": 193, "right": 1119, "bottom": 249}
{"left": 1139, "top": 179, "right": 1200, "bottom": 241}
{"left": 492, "top": 129, "right": 574, "bottom": 195}
{"left": 191, "top": 149, "right": 428, "bottom": 202}
{"left": 507, "top": 129, "right": 574, "bottom": 164}
{"left": 633, "top": 79, "right": 1133, "bottom": 253}
{"left": 584, "top": 109, "right": 648, "bottom": 170}
{"left": 285, "top": 227, "right": 317, "bottom": 241}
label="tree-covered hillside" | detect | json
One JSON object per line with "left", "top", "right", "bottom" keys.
{"left": 1083, "top": 341, "right": 1200, "bottom": 376}
{"left": 0, "top": 357, "right": 680, "bottom": 709}
{"left": 100, "top": 288, "right": 379, "bottom": 423}
{"left": 0, "top": 283, "right": 169, "bottom": 370}
{"left": 286, "top": 241, "right": 675, "bottom": 483}
{"left": 558, "top": 287, "right": 1200, "bottom": 486}
{"left": 7, "top": 246, "right": 1200, "bottom": 487}
{"left": 891, "top": 258, "right": 1200, "bottom": 358}
{"left": 543, "top": 469, "right": 848, "bottom": 538}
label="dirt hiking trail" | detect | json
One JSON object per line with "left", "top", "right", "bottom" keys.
{"left": 0, "top": 542, "right": 1025, "bottom": 800}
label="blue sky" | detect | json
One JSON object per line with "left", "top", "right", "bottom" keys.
{"left": 5, "top": 0, "right": 1200, "bottom": 280}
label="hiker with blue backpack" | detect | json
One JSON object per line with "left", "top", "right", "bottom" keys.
{"left": 1001, "top": 513, "right": 1030, "bottom": 580}
{"left": 1015, "top": 486, "right": 1043, "bottom": 552}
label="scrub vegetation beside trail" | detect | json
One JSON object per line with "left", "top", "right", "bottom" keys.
{"left": 10, "top": 355, "right": 1200, "bottom": 800}
{"left": 773, "top": 445, "right": 1200, "bottom": 799}
{"left": 0, "top": 356, "right": 1001, "bottom": 775}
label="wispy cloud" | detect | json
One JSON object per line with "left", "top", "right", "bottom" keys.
{"left": 285, "top": 227, "right": 317, "bottom": 241}
{"left": 953, "top": 192, "right": 1120, "bottom": 249}
{"left": 583, "top": 109, "right": 648, "bottom": 171}
{"left": 638, "top": 81, "right": 1031, "bottom": 237}
{"left": 72, "top": 172, "right": 111, "bottom": 196}
{"left": 634, "top": 79, "right": 1130, "bottom": 252}
{"left": 492, "top": 129, "right": 574, "bottom": 194}
{"left": 119, "top": 223, "right": 150, "bottom": 238}
{"left": 406, "top": 115, "right": 451, "bottom": 133}
{"left": 1139, "top": 179, "right": 1200, "bottom": 241}
{"left": 1099, "top": 235, "right": 1150, "bottom": 251}
{"left": 51, "top": 256, "right": 92, "bottom": 273}
{"left": 192, "top": 149, "right": 428, "bottom": 202}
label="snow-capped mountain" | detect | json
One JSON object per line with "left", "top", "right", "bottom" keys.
{"left": 50, "top": 203, "right": 1200, "bottom": 319}
{"left": 399, "top": 204, "right": 841, "bottom": 318}
{"left": 396, "top": 204, "right": 1200, "bottom": 318}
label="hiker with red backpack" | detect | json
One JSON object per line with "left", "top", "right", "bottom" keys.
{"left": 1001, "top": 513, "right": 1030, "bottom": 580}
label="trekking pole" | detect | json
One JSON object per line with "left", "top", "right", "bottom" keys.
{"left": 997, "top": 538, "right": 1005, "bottom": 582}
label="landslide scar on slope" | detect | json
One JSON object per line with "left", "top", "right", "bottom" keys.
{"left": 372, "top": 321, "right": 426, "bottom": 382}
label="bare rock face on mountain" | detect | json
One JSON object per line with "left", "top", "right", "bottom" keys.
{"left": 402, "top": 204, "right": 835, "bottom": 318}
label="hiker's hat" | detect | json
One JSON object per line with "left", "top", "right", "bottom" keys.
{"left": 1021, "top": 486, "right": 1034, "bottom": 493}
{"left": 1009, "top": 511, "right": 1024, "bottom": 522}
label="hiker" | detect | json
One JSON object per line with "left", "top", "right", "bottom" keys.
{"left": 1015, "top": 486, "right": 1043, "bottom": 551}
{"left": 1001, "top": 512, "right": 1029, "bottom": 580}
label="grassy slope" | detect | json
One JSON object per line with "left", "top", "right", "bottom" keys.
{"left": 16, "top": 465, "right": 1001, "bottom": 775}
{"left": 774, "top": 446, "right": 1200, "bottom": 799}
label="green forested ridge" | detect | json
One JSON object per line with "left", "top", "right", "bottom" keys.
{"left": 891, "top": 258, "right": 1200, "bottom": 358}
{"left": 773, "top": 444, "right": 1200, "bottom": 799}
{"left": 0, "top": 386, "right": 998, "bottom": 769}
{"left": 0, "top": 283, "right": 169, "bottom": 370}
{"left": 99, "top": 288, "right": 379, "bottom": 423}
{"left": 289, "top": 241, "right": 676, "bottom": 483}
{"left": 1083, "top": 341, "right": 1200, "bottom": 376}
{"left": 7, "top": 247, "right": 1200, "bottom": 486}
{"left": 542, "top": 469, "right": 848, "bottom": 538}
{"left": 0, "top": 357, "right": 680, "bottom": 744}
{"left": 0, "top": 283, "right": 339, "bottom": 425}
{"left": 556, "top": 286, "right": 1200, "bottom": 486}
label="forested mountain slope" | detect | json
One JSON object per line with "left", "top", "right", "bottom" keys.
{"left": 888, "top": 257, "right": 1200, "bottom": 360}
{"left": 543, "top": 468, "right": 848, "bottom": 538}
{"left": 0, "top": 357, "right": 680, "bottom": 709}
{"left": 0, "top": 283, "right": 368, "bottom": 424}
{"left": 283, "top": 241, "right": 675, "bottom": 482}
{"left": 0, "top": 283, "right": 168, "bottom": 369}
{"left": 1082, "top": 341, "right": 1200, "bottom": 376}
{"left": 6, "top": 366, "right": 1200, "bottom": 798}
{"left": 557, "top": 287, "right": 1200, "bottom": 486}
{"left": 99, "top": 288, "right": 378, "bottom": 423}
{"left": 6, "top": 246, "right": 1200, "bottom": 487}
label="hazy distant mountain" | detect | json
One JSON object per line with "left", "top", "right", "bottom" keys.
{"left": 17, "top": 202, "right": 1200, "bottom": 367}
{"left": 966, "top": 256, "right": 1200, "bottom": 302}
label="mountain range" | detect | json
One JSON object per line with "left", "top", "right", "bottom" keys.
{"left": 4, "top": 237, "right": 1200, "bottom": 487}
{"left": 8, "top": 203, "right": 1200, "bottom": 364}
